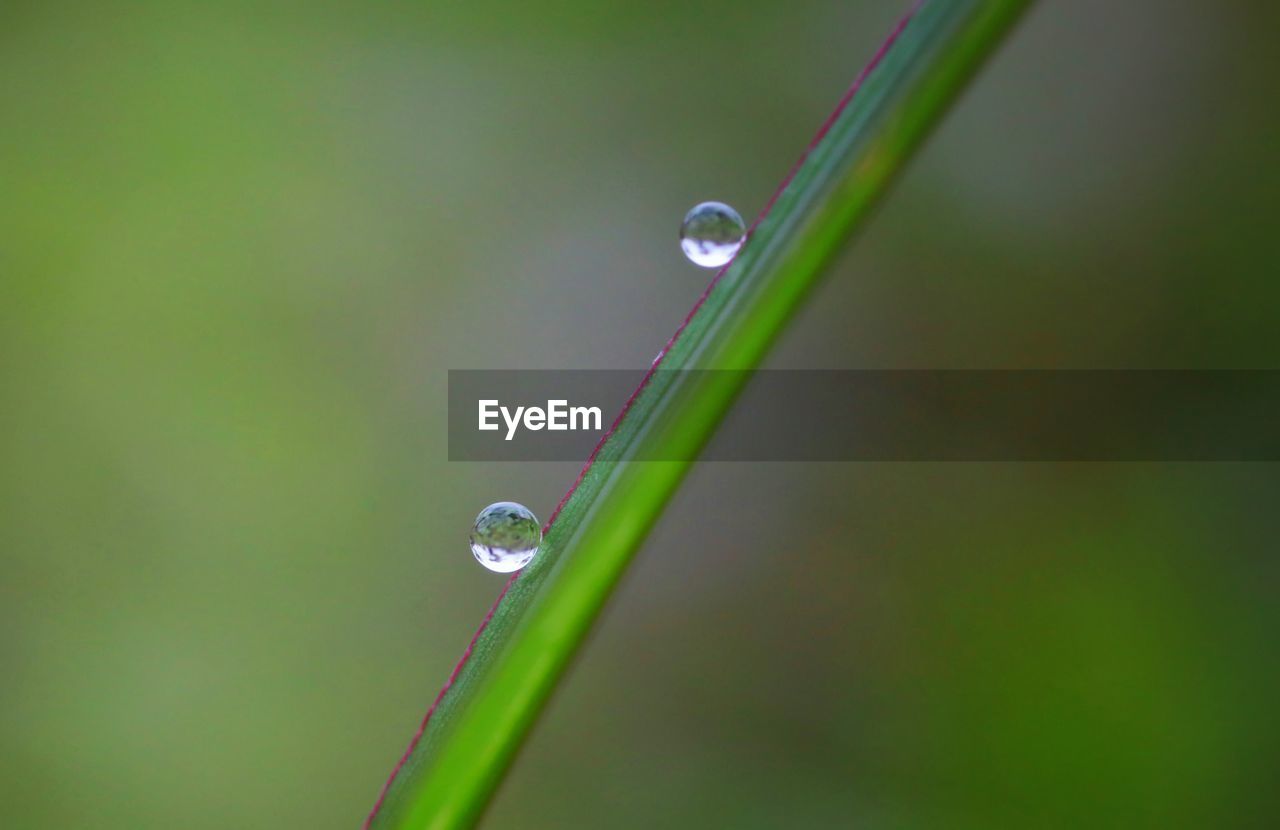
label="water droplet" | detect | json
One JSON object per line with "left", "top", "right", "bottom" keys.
{"left": 679, "top": 201, "right": 745, "bottom": 268}
{"left": 469, "top": 502, "right": 542, "bottom": 573}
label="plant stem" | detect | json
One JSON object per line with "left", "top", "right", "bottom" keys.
{"left": 366, "top": 2, "right": 1033, "bottom": 827}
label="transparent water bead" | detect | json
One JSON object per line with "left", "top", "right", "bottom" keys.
{"left": 469, "top": 502, "right": 542, "bottom": 573}
{"left": 679, "top": 201, "right": 746, "bottom": 268}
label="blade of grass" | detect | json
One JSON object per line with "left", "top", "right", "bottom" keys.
{"left": 366, "top": 1, "right": 1032, "bottom": 827}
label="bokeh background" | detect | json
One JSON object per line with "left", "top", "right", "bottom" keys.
{"left": 3, "top": 0, "right": 1278, "bottom": 827}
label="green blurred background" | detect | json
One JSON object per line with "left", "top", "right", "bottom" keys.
{"left": 3, "top": 0, "right": 1277, "bottom": 827}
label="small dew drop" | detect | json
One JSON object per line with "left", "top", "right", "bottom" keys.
{"left": 680, "top": 201, "right": 746, "bottom": 268}
{"left": 469, "top": 501, "right": 542, "bottom": 573}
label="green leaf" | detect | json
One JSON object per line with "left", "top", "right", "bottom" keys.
{"left": 366, "top": 2, "right": 1032, "bottom": 827}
